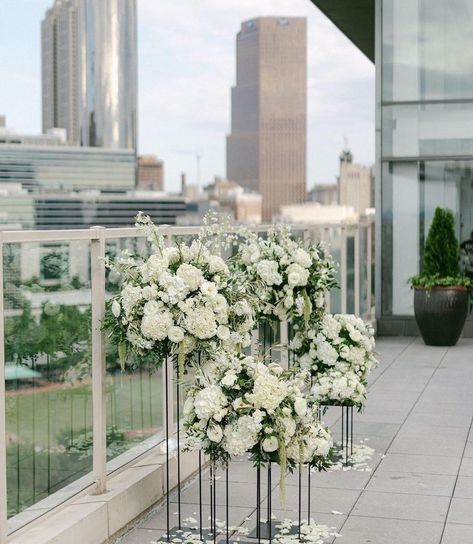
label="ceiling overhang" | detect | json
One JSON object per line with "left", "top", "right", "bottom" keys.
{"left": 311, "top": 0, "right": 375, "bottom": 62}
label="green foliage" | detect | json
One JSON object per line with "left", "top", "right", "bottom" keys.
{"left": 411, "top": 207, "right": 469, "bottom": 288}
{"left": 424, "top": 208, "right": 460, "bottom": 276}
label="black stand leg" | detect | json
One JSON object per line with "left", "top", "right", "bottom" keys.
{"left": 226, "top": 463, "right": 229, "bottom": 544}
{"left": 298, "top": 464, "right": 302, "bottom": 539}
{"left": 307, "top": 464, "right": 311, "bottom": 522}
{"left": 176, "top": 364, "right": 181, "bottom": 530}
{"left": 257, "top": 466, "right": 261, "bottom": 544}
{"left": 199, "top": 452, "right": 203, "bottom": 541}
{"left": 164, "top": 355, "right": 170, "bottom": 541}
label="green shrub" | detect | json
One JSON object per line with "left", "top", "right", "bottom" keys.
{"left": 410, "top": 207, "right": 469, "bottom": 289}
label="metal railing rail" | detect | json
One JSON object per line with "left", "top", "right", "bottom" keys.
{"left": 0, "top": 217, "right": 374, "bottom": 541}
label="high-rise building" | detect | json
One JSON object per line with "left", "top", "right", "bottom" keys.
{"left": 137, "top": 155, "right": 164, "bottom": 191}
{"left": 41, "top": 0, "right": 81, "bottom": 144}
{"left": 338, "top": 149, "right": 374, "bottom": 216}
{"left": 226, "top": 17, "right": 307, "bottom": 221}
{"left": 41, "top": 0, "right": 137, "bottom": 149}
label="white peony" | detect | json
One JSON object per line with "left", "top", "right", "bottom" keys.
{"left": 256, "top": 260, "right": 283, "bottom": 286}
{"left": 262, "top": 436, "right": 279, "bottom": 452}
{"left": 293, "top": 248, "right": 312, "bottom": 268}
{"left": 217, "top": 325, "right": 231, "bottom": 341}
{"left": 207, "top": 423, "right": 223, "bottom": 443}
{"left": 200, "top": 280, "right": 218, "bottom": 299}
{"left": 168, "top": 326, "right": 185, "bottom": 343}
{"left": 294, "top": 397, "right": 307, "bottom": 417}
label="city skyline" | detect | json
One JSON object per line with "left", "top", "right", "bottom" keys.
{"left": 0, "top": 0, "right": 374, "bottom": 192}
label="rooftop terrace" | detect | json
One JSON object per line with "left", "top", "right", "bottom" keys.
{"left": 118, "top": 337, "right": 473, "bottom": 544}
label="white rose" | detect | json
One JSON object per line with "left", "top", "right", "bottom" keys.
{"left": 111, "top": 300, "right": 121, "bottom": 317}
{"left": 200, "top": 281, "right": 218, "bottom": 299}
{"left": 168, "top": 326, "right": 185, "bottom": 343}
{"left": 207, "top": 424, "right": 223, "bottom": 443}
{"left": 262, "top": 436, "right": 279, "bottom": 452}
{"left": 221, "top": 372, "right": 237, "bottom": 387}
{"left": 294, "top": 397, "right": 307, "bottom": 417}
{"left": 217, "top": 325, "right": 230, "bottom": 341}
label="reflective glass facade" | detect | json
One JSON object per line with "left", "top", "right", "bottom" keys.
{"left": 379, "top": 0, "right": 473, "bottom": 317}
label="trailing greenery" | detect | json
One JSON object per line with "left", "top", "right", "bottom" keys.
{"left": 410, "top": 207, "right": 470, "bottom": 289}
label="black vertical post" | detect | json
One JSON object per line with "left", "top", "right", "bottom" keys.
{"left": 350, "top": 406, "right": 353, "bottom": 456}
{"left": 197, "top": 352, "right": 203, "bottom": 541}
{"left": 210, "top": 462, "right": 214, "bottom": 538}
{"left": 176, "top": 363, "right": 181, "bottom": 529}
{"left": 256, "top": 466, "right": 261, "bottom": 544}
{"left": 307, "top": 464, "right": 311, "bottom": 522}
{"left": 341, "top": 406, "right": 345, "bottom": 463}
{"left": 298, "top": 464, "right": 302, "bottom": 539}
{"left": 164, "top": 353, "right": 170, "bottom": 541}
{"left": 226, "top": 463, "right": 229, "bottom": 544}
{"left": 213, "top": 461, "right": 217, "bottom": 544}
{"left": 268, "top": 463, "right": 272, "bottom": 541}
{"left": 198, "top": 452, "right": 203, "bottom": 541}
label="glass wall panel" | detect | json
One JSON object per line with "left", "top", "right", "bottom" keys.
{"left": 383, "top": 103, "right": 473, "bottom": 158}
{"left": 383, "top": 0, "right": 473, "bottom": 102}
{"left": 381, "top": 160, "right": 473, "bottom": 316}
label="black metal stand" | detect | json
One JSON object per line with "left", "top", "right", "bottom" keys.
{"left": 340, "top": 405, "right": 354, "bottom": 465}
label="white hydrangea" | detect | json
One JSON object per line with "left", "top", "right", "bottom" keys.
{"left": 246, "top": 373, "right": 287, "bottom": 412}
{"left": 287, "top": 263, "right": 309, "bottom": 287}
{"left": 184, "top": 307, "right": 218, "bottom": 339}
{"left": 224, "top": 415, "right": 261, "bottom": 456}
{"left": 193, "top": 385, "right": 227, "bottom": 421}
{"left": 121, "top": 284, "right": 142, "bottom": 316}
{"left": 176, "top": 263, "right": 204, "bottom": 291}
{"left": 140, "top": 308, "right": 173, "bottom": 341}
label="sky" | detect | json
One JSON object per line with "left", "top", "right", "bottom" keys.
{"left": 0, "top": 0, "right": 374, "bottom": 193}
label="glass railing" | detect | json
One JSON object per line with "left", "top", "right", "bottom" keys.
{"left": 0, "top": 217, "right": 375, "bottom": 539}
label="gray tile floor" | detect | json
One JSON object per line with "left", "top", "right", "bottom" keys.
{"left": 117, "top": 337, "right": 473, "bottom": 544}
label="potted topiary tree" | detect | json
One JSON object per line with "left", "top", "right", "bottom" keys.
{"left": 410, "top": 207, "right": 470, "bottom": 346}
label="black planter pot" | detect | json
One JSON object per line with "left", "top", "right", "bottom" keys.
{"left": 414, "top": 286, "right": 469, "bottom": 346}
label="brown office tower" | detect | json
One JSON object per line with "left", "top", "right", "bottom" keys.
{"left": 226, "top": 17, "right": 307, "bottom": 221}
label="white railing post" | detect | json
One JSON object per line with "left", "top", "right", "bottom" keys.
{"left": 366, "top": 222, "right": 373, "bottom": 320}
{"left": 0, "top": 234, "right": 8, "bottom": 544}
{"left": 90, "top": 227, "right": 107, "bottom": 494}
{"left": 354, "top": 226, "right": 361, "bottom": 317}
{"left": 340, "top": 226, "right": 347, "bottom": 314}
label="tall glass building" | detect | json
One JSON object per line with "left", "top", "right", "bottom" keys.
{"left": 312, "top": 0, "right": 473, "bottom": 334}
{"left": 41, "top": 0, "right": 137, "bottom": 149}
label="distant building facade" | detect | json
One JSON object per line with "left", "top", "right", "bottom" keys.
{"left": 226, "top": 17, "right": 307, "bottom": 221}
{"left": 205, "top": 177, "right": 262, "bottom": 224}
{"left": 137, "top": 155, "right": 164, "bottom": 191}
{"left": 279, "top": 202, "right": 358, "bottom": 225}
{"left": 307, "top": 183, "right": 338, "bottom": 206}
{"left": 41, "top": 0, "right": 137, "bottom": 149}
{"left": 338, "top": 149, "right": 374, "bottom": 216}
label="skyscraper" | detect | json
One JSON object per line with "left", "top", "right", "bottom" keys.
{"left": 41, "top": 0, "right": 137, "bottom": 149}
{"left": 41, "top": 0, "right": 81, "bottom": 144}
{"left": 226, "top": 17, "right": 307, "bottom": 221}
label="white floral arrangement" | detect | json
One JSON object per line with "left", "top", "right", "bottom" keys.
{"left": 293, "top": 313, "right": 377, "bottom": 409}
{"left": 183, "top": 351, "right": 333, "bottom": 478}
{"left": 102, "top": 213, "right": 255, "bottom": 370}
{"left": 230, "top": 226, "right": 337, "bottom": 323}
{"left": 311, "top": 366, "right": 367, "bottom": 407}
